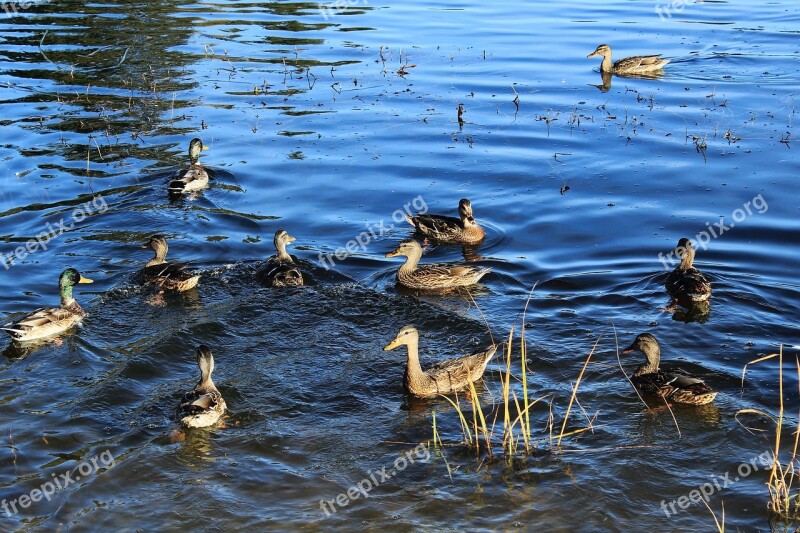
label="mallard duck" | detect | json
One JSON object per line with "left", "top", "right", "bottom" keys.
{"left": 384, "top": 325, "right": 497, "bottom": 397}
{"left": 176, "top": 345, "right": 227, "bottom": 428}
{"left": 404, "top": 198, "right": 485, "bottom": 244}
{"left": 139, "top": 235, "right": 200, "bottom": 292}
{"left": 168, "top": 138, "right": 209, "bottom": 194}
{"left": 2, "top": 268, "right": 93, "bottom": 342}
{"left": 622, "top": 333, "right": 718, "bottom": 405}
{"left": 385, "top": 238, "right": 490, "bottom": 291}
{"left": 587, "top": 44, "right": 670, "bottom": 75}
{"left": 665, "top": 238, "right": 711, "bottom": 303}
{"left": 259, "top": 229, "right": 304, "bottom": 287}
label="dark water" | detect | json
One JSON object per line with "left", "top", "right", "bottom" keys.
{"left": 1, "top": 0, "right": 799, "bottom": 530}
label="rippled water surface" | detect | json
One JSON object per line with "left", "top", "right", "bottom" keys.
{"left": 1, "top": 0, "right": 799, "bottom": 530}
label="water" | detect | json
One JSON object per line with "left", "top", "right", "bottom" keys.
{"left": 1, "top": 0, "right": 799, "bottom": 530}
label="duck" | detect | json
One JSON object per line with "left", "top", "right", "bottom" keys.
{"left": 587, "top": 44, "right": 670, "bottom": 75}
{"left": 384, "top": 325, "right": 497, "bottom": 397}
{"left": 404, "top": 198, "right": 486, "bottom": 244}
{"left": 665, "top": 238, "right": 711, "bottom": 303}
{"left": 139, "top": 235, "right": 200, "bottom": 292}
{"left": 176, "top": 345, "right": 227, "bottom": 428}
{"left": 259, "top": 229, "right": 304, "bottom": 287}
{"left": 168, "top": 138, "right": 209, "bottom": 194}
{"left": 385, "top": 238, "right": 490, "bottom": 291}
{"left": 2, "top": 268, "right": 93, "bottom": 342}
{"left": 622, "top": 333, "right": 718, "bottom": 405}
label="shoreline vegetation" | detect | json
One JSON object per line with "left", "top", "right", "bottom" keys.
{"left": 425, "top": 292, "right": 798, "bottom": 530}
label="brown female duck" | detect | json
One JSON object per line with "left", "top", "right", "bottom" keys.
{"left": 140, "top": 235, "right": 200, "bottom": 292}
{"left": 404, "top": 198, "right": 485, "bottom": 244}
{"left": 385, "top": 239, "right": 490, "bottom": 291}
{"left": 587, "top": 44, "right": 670, "bottom": 75}
{"left": 623, "top": 333, "right": 718, "bottom": 405}
{"left": 384, "top": 325, "right": 497, "bottom": 397}
{"left": 665, "top": 238, "right": 711, "bottom": 303}
{"left": 259, "top": 229, "right": 304, "bottom": 287}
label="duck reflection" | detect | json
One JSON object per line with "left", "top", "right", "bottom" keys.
{"left": 590, "top": 69, "right": 667, "bottom": 93}
{"left": 670, "top": 300, "right": 711, "bottom": 324}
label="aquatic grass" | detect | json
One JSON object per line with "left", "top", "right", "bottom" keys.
{"left": 556, "top": 334, "right": 599, "bottom": 448}
{"left": 431, "top": 411, "right": 453, "bottom": 482}
{"left": 430, "top": 290, "right": 598, "bottom": 462}
{"left": 740, "top": 345, "right": 800, "bottom": 521}
{"left": 701, "top": 498, "right": 725, "bottom": 533}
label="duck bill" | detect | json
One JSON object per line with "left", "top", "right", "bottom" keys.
{"left": 202, "top": 145, "right": 209, "bottom": 150}
{"left": 385, "top": 250, "right": 400, "bottom": 258}
{"left": 78, "top": 276, "right": 94, "bottom": 284}
{"left": 287, "top": 236, "right": 296, "bottom": 243}
{"left": 384, "top": 338, "right": 402, "bottom": 351}
{"left": 587, "top": 52, "right": 599, "bottom": 58}
{"left": 621, "top": 343, "right": 636, "bottom": 354}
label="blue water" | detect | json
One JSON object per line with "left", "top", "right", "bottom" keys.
{"left": 1, "top": 0, "right": 799, "bottom": 530}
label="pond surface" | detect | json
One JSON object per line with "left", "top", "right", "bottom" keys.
{"left": 1, "top": 0, "right": 799, "bottom": 530}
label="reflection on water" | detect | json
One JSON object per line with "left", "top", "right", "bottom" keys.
{"left": 1, "top": 0, "right": 799, "bottom": 530}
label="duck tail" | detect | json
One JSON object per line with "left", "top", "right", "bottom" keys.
{"left": 167, "top": 179, "right": 186, "bottom": 193}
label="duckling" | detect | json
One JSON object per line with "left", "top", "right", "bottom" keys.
{"left": 2, "top": 268, "right": 93, "bottom": 342}
{"left": 139, "top": 235, "right": 200, "bottom": 292}
{"left": 587, "top": 44, "right": 670, "bottom": 75}
{"left": 259, "top": 229, "right": 304, "bottom": 287}
{"left": 622, "top": 333, "right": 718, "bottom": 405}
{"left": 404, "top": 198, "right": 486, "bottom": 244}
{"left": 168, "top": 138, "right": 209, "bottom": 194}
{"left": 665, "top": 238, "right": 711, "bottom": 303}
{"left": 176, "top": 345, "right": 227, "bottom": 428}
{"left": 385, "top": 238, "right": 490, "bottom": 291}
{"left": 384, "top": 325, "right": 497, "bottom": 397}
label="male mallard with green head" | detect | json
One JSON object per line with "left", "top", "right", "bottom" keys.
{"left": 2, "top": 268, "right": 93, "bottom": 342}
{"left": 623, "top": 333, "right": 718, "bottom": 405}
{"left": 384, "top": 325, "right": 497, "bottom": 397}
{"left": 587, "top": 44, "right": 670, "bottom": 75}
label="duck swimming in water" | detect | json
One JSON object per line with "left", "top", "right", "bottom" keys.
{"left": 622, "top": 333, "right": 718, "bottom": 405}
{"left": 385, "top": 238, "right": 490, "bottom": 291}
{"left": 404, "top": 198, "right": 486, "bottom": 244}
{"left": 665, "top": 237, "right": 711, "bottom": 303}
{"left": 587, "top": 44, "right": 670, "bottom": 75}
{"left": 139, "top": 235, "right": 201, "bottom": 292}
{"left": 168, "top": 138, "right": 209, "bottom": 194}
{"left": 176, "top": 345, "right": 227, "bottom": 428}
{"left": 2, "top": 268, "right": 93, "bottom": 342}
{"left": 384, "top": 325, "right": 497, "bottom": 397}
{"left": 259, "top": 229, "right": 304, "bottom": 287}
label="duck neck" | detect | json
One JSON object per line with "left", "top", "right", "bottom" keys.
{"left": 678, "top": 248, "right": 695, "bottom": 270}
{"left": 404, "top": 336, "right": 425, "bottom": 382}
{"left": 59, "top": 283, "right": 76, "bottom": 308}
{"left": 398, "top": 249, "right": 422, "bottom": 275}
{"left": 275, "top": 241, "right": 293, "bottom": 263}
{"left": 198, "top": 375, "right": 216, "bottom": 391}
{"left": 601, "top": 54, "right": 614, "bottom": 72}
{"left": 146, "top": 248, "right": 167, "bottom": 267}
{"left": 638, "top": 348, "right": 661, "bottom": 375}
